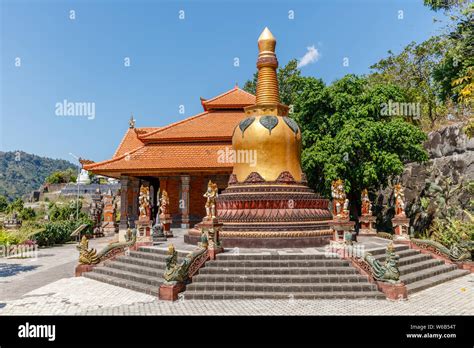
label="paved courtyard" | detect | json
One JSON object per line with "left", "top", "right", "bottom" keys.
{"left": 1, "top": 231, "right": 472, "bottom": 315}
{"left": 0, "top": 273, "right": 472, "bottom": 315}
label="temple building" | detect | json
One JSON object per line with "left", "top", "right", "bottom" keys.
{"left": 83, "top": 87, "right": 256, "bottom": 230}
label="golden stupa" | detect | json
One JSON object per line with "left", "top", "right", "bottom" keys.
{"left": 186, "top": 27, "right": 333, "bottom": 248}
{"left": 232, "top": 27, "right": 303, "bottom": 182}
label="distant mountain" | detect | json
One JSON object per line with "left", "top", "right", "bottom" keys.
{"left": 0, "top": 151, "right": 77, "bottom": 200}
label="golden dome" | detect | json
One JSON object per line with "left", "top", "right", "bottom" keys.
{"left": 231, "top": 27, "right": 303, "bottom": 182}
{"left": 232, "top": 115, "right": 302, "bottom": 182}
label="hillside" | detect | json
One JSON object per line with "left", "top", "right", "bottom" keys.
{"left": 0, "top": 151, "right": 77, "bottom": 200}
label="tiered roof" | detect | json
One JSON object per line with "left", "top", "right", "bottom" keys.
{"left": 84, "top": 87, "right": 255, "bottom": 177}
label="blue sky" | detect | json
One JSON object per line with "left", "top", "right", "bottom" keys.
{"left": 0, "top": 0, "right": 444, "bottom": 164}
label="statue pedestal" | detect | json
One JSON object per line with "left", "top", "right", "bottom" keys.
{"left": 329, "top": 219, "right": 355, "bottom": 242}
{"left": 392, "top": 215, "right": 410, "bottom": 241}
{"left": 160, "top": 213, "right": 173, "bottom": 238}
{"left": 135, "top": 219, "right": 152, "bottom": 243}
{"left": 376, "top": 281, "right": 407, "bottom": 301}
{"left": 359, "top": 215, "right": 376, "bottom": 236}
{"left": 159, "top": 282, "right": 185, "bottom": 301}
{"left": 200, "top": 218, "right": 223, "bottom": 260}
{"left": 75, "top": 264, "right": 95, "bottom": 277}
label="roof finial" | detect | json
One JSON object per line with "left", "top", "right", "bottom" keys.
{"left": 235, "top": 82, "right": 239, "bottom": 89}
{"left": 129, "top": 114, "right": 135, "bottom": 129}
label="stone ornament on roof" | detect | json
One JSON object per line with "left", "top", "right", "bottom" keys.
{"left": 129, "top": 114, "right": 136, "bottom": 129}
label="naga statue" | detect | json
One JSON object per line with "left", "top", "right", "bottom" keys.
{"left": 163, "top": 244, "right": 191, "bottom": 284}
{"left": 77, "top": 236, "right": 100, "bottom": 265}
{"left": 163, "top": 243, "right": 209, "bottom": 284}
{"left": 364, "top": 242, "right": 400, "bottom": 283}
{"left": 203, "top": 180, "right": 218, "bottom": 219}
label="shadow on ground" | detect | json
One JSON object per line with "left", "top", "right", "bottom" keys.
{"left": 0, "top": 263, "right": 39, "bottom": 277}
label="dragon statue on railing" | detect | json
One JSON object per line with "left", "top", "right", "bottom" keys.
{"left": 163, "top": 244, "right": 209, "bottom": 284}
{"left": 77, "top": 228, "right": 137, "bottom": 265}
{"left": 362, "top": 242, "right": 401, "bottom": 283}
{"left": 411, "top": 238, "right": 472, "bottom": 262}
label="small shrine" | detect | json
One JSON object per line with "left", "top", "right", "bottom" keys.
{"left": 359, "top": 189, "right": 376, "bottom": 236}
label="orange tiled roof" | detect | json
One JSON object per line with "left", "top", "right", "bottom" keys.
{"left": 84, "top": 142, "right": 233, "bottom": 173}
{"left": 86, "top": 87, "right": 255, "bottom": 175}
{"left": 201, "top": 87, "right": 256, "bottom": 111}
{"left": 139, "top": 110, "right": 246, "bottom": 142}
{"left": 113, "top": 127, "right": 159, "bottom": 158}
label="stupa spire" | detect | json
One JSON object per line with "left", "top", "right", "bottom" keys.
{"left": 256, "top": 27, "right": 280, "bottom": 105}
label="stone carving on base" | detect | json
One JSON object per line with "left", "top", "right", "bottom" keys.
{"left": 359, "top": 189, "right": 376, "bottom": 236}
{"left": 392, "top": 184, "right": 410, "bottom": 241}
{"left": 364, "top": 242, "right": 401, "bottom": 283}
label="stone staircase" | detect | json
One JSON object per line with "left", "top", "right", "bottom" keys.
{"left": 82, "top": 243, "right": 470, "bottom": 299}
{"left": 368, "top": 244, "right": 469, "bottom": 294}
{"left": 83, "top": 247, "right": 188, "bottom": 295}
{"left": 183, "top": 253, "right": 385, "bottom": 300}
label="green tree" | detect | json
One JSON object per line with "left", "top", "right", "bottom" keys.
{"left": 369, "top": 37, "right": 448, "bottom": 129}
{"left": 293, "top": 75, "right": 428, "bottom": 220}
{"left": 0, "top": 195, "right": 8, "bottom": 212}
{"left": 6, "top": 198, "right": 24, "bottom": 214}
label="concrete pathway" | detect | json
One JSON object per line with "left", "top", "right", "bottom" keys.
{"left": 0, "top": 236, "right": 114, "bottom": 301}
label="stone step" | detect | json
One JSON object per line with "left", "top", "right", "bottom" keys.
{"left": 198, "top": 266, "right": 358, "bottom": 276}
{"left": 399, "top": 259, "right": 444, "bottom": 275}
{"left": 128, "top": 251, "right": 171, "bottom": 262}
{"left": 115, "top": 255, "right": 166, "bottom": 269}
{"left": 216, "top": 253, "right": 328, "bottom": 260}
{"left": 91, "top": 266, "right": 163, "bottom": 287}
{"left": 206, "top": 259, "right": 350, "bottom": 268}
{"left": 84, "top": 271, "right": 159, "bottom": 296}
{"left": 183, "top": 290, "right": 385, "bottom": 300}
{"left": 185, "top": 282, "right": 378, "bottom": 292}
{"left": 400, "top": 264, "right": 458, "bottom": 285}
{"left": 373, "top": 248, "right": 420, "bottom": 260}
{"left": 191, "top": 273, "right": 369, "bottom": 284}
{"left": 104, "top": 260, "right": 166, "bottom": 278}
{"left": 406, "top": 269, "right": 470, "bottom": 294}
{"left": 365, "top": 244, "right": 409, "bottom": 256}
{"left": 138, "top": 246, "right": 189, "bottom": 258}
{"left": 394, "top": 253, "right": 433, "bottom": 267}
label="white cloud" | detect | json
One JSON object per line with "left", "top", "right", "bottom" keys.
{"left": 297, "top": 45, "right": 321, "bottom": 68}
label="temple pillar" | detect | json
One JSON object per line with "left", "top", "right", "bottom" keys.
{"left": 180, "top": 175, "right": 190, "bottom": 228}
{"left": 118, "top": 176, "right": 140, "bottom": 242}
